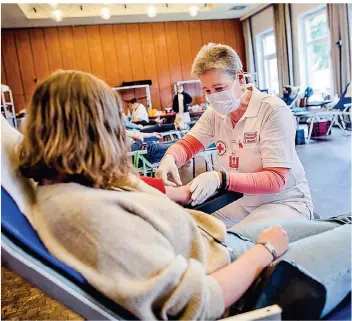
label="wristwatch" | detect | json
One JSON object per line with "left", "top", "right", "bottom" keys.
{"left": 256, "top": 241, "right": 278, "bottom": 261}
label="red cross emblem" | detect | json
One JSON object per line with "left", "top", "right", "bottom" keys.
{"left": 216, "top": 141, "right": 227, "bottom": 156}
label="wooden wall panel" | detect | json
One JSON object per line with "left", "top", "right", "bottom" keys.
{"left": 44, "top": 28, "right": 63, "bottom": 73}
{"left": 165, "top": 21, "right": 182, "bottom": 97}
{"left": 1, "top": 30, "right": 26, "bottom": 111}
{"left": 29, "top": 29, "right": 50, "bottom": 83}
{"left": 1, "top": 60, "right": 7, "bottom": 85}
{"left": 72, "top": 26, "right": 92, "bottom": 74}
{"left": 200, "top": 21, "right": 214, "bottom": 46}
{"left": 126, "top": 24, "right": 146, "bottom": 102}
{"left": 189, "top": 21, "right": 204, "bottom": 104}
{"left": 113, "top": 24, "right": 134, "bottom": 103}
{"left": 58, "top": 27, "right": 77, "bottom": 70}
{"left": 212, "top": 20, "right": 226, "bottom": 44}
{"left": 139, "top": 23, "right": 161, "bottom": 109}
{"left": 126, "top": 24, "right": 145, "bottom": 81}
{"left": 14, "top": 29, "right": 36, "bottom": 105}
{"left": 113, "top": 24, "right": 132, "bottom": 83}
{"left": 1, "top": 19, "right": 245, "bottom": 111}
{"left": 223, "top": 20, "right": 247, "bottom": 71}
{"left": 152, "top": 23, "right": 172, "bottom": 108}
{"left": 86, "top": 25, "right": 106, "bottom": 81}
{"left": 233, "top": 19, "right": 246, "bottom": 71}
{"left": 100, "top": 24, "right": 119, "bottom": 86}
{"left": 177, "top": 22, "right": 197, "bottom": 104}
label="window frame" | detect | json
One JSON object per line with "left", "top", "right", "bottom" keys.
{"left": 298, "top": 5, "right": 331, "bottom": 93}
{"left": 256, "top": 27, "right": 279, "bottom": 94}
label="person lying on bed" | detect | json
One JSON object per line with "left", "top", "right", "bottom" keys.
{"left": 16, "top": 70, "right": 351, "bottom": 320}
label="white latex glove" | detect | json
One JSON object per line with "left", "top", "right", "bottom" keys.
{"left": 155, "top": 154, "right": 182, "bottom": 187}
{"left": 189, "top": 171, "right": 221, "bottom": 206}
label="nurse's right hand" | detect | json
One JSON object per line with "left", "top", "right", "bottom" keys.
{"left": 156, "top": 154, "right": 182, "bottom": 187}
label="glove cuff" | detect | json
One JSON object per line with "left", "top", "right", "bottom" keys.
{"left": 214, "top": 171, "right": 221, "bottom": 189}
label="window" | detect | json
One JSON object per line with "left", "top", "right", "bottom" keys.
{"left": 299, "top": 6, "right": 331, "bottom": 94}
{"left": 257, "top": 29, "right": 279, "bottom": 95}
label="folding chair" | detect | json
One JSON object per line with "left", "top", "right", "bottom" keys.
{"left": 3, "top": 186, "right": 350, "bottom": 320}
{"left": 160, "top": 129, "right": 189, "bottom": 142}
{"left": 293, "top": 82, "right": 352, "bottom": 144}
{"left": 286, "top": 86, "right": 301, "bottom": 109}
{"left": 127, "top": 150, "right": 159, "bottom": 176}
{"left": 192, "top": 146, "right": 217, "bottom": 178}
{"left": 2, "top": 116, "right": 349, "bottom": 320}
{"left": 2, "top": 185, "right": 284, "bottom": 321}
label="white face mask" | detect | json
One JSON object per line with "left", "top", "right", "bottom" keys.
{"left": 206, "top": 81, "right": 243, "bottom": 116}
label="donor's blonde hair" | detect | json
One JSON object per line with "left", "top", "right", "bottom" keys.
{"left": 17, "top": 70, "right": 131, "bottom": 189}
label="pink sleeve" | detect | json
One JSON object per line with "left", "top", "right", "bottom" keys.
{"left": 227, "top": 167, "right": 289, "bottom": 194}
{"left": 166, "top": 135, "right": 205, "bottom": 168}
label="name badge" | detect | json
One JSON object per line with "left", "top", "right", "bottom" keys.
{"left": 244, "top": 132, "right": 258, "bottom": 144}
{"left": 229, "top": 153, "right": 239, "bottom": 171}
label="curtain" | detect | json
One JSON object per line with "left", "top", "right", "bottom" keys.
{"left": 242, "top": 19, "right": 256, "bottom": 83}
{"left": 274, "top": 3, "right": 294, "bottom": 95}
{"left": 327, "top": 4, "right": 351, "bottom": 96}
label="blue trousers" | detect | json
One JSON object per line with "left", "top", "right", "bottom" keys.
{"left": 226, "top": 218, "right": 351, "bottom": 318}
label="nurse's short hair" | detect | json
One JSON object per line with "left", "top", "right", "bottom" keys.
{"left": 191, "top": 43, "right": 243, "bottom": 78}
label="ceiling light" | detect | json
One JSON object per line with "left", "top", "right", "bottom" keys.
{"left": 52, "top": 9, "right": 62, "bottom": 22}
{"left": 100, "top": 7, "right": 111, "bottom": 20}
{"left": 188, "top": 6, "right": 199, "bottom": 17}
{"left": 147, "top": 5, "right": 157, "bottom": 18}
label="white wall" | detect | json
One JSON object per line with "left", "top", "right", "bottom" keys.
{"left": 251, "top": 6, "right": 275, "bottom": 88}
{"left": 291, "top": 3, "right": 325, "bottom": 85}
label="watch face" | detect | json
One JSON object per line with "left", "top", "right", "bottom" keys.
{"left": 266, "top": 242, "right": 274, "bottom": 252}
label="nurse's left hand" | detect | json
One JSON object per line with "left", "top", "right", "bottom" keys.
{"left": 189, "top": 171, "right": 221, "bottom": 206}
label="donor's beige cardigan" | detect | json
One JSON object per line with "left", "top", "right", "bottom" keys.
{"left": 33, "top": 180, "right": 232, "bottom": 320}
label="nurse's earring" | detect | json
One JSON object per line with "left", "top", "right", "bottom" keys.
{"left": 238, "top": 74, "right": 246, "bottom": 90}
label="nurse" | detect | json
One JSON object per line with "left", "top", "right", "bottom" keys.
{"left": 156, "top": 43, "right": 313, "bottom": 227}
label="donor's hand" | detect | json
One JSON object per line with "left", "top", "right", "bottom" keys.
{"left": 257, "top": 225, "right": 289, "bottom": 259}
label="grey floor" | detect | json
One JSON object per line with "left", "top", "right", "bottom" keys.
{"left": 179, "top": 127, "right": 351, "bottom": 219}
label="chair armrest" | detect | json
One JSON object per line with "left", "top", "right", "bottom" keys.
{"left": 218, "top": 305, "right": 282, "bottom": 321}
{"left": 186, "top": 190, "right": 242, "bottom": 214}
{"left": 127, "top": 150, "right": 148, "bottom": 157}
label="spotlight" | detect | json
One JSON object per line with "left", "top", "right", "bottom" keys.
{"left": 147, "top": 5, "right": 157, "bottom": 18}
{"left": 100, "top": 7, "right": 111, "bottom": 20}
{"left": 189, "top": 6, "right": 199, "bottom": 17}
{"left": 52, "top": 9, "right": 62, "bottom": 22}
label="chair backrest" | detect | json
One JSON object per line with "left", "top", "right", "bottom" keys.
{"left": 1, "top": 186, "right": 86, "bottom": 283}
{"left": 1, "top": 116, "right": 36, "bottom": 225}
{"left": 287, "top": 87, "right": 300, "bottom": 108}
{"left": 1, "top": 115, "right": 85, "bottom": 283}
{"left": 334, "top": 82, "right": 352, "bottom": 111}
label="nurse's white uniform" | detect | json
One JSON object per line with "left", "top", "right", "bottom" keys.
{"left": 188, "top": 85, "right": 313, "bottom": 227}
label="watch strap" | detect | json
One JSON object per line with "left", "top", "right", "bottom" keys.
{"left": 256, "top": 241, "right": 278, "bottom": 261}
